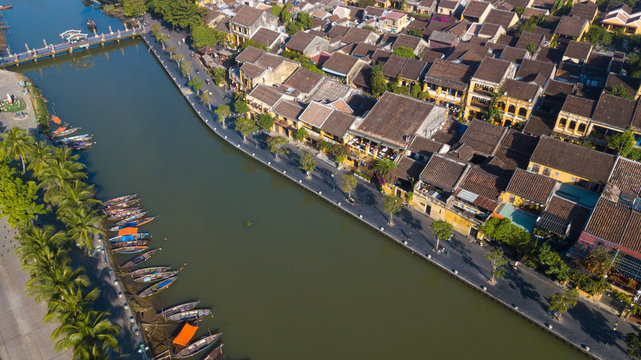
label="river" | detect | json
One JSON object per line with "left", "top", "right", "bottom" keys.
{"left": 5, "top": 1, "right": 587, "bottom": 359}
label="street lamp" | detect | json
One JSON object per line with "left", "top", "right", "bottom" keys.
{"left": 330, "top": 173, "right": 335, "bottom": 191}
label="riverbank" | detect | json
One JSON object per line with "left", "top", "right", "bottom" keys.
{"left": 140, "top": 15, "right": 633, "bottom": 360}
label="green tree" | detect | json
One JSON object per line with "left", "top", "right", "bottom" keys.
{"left": 234, "top": 116, "right": 258, "bottom": 142}
{"left": 215, "top": 104, "right": 230, "bottom": 128}
{"left": 486, "top": 248, "right": 508, "bottom": 284}
{"left": 52, "top": 310, "right": 119, "bottom": 359}
{"left": 40, "top": 148, "right": 87, "bottom": 206}
{"left": 514, "top": 6, "right": 525, "bottom": 16}
{"left": 121, "top": 0, "right": 147, "bottom": 17}
{"left": 627, "top": 329, "right": 641, "bottom": 359}
{"left": 299, "top": 152, "right": 317, "bottom": 179}
{"left": 383, "top": 194, "right": 403, "bottom": 226}
{"left": 26, "top": 140, "right": 52, "bottom": 180}
{"left": 188, "top": 77, "right": 204, "bottom": 93}
{"left": 15, "top": 225, "right": 68, "bottom": 269}
{"left": 609, "top": 128, "right": 636, "bottom": 158}
{"left": 257, "top": 113, "right": 276, "bottom": 132}
{"left": 166, "top": 46, "right": 176, "bottom": 58}
{"left": 525, "top": 41, "right": 538, "bottom": 56}
{"left": 372, "top": 158, "right": 397, "bottom": 186}
{"left": 369, "top": 65, "right": 387, "bottom": 96}
{"left": 295, "top": 127, "right": 307, "bottom": 143}
{"left": 410, "top": 83, "right": 422, "bottom": 99}
{"left": 359, "top": 0, "right": 375, "bottom": 7}
{"left": 212, "top": 68, "right": 226, "bottom": 85}
{"left": 295, "top": 12, "right": 313, "bottom": 29}
{"left": 407, "top": 28, "right": 423, "bottom": 37}
{"left": 280, "top": 10, "right": 291, "bottom": 23}
{"left": 199, "top": 91, "right": 211, "bottom": 110}
{"left": 610, "top": 84, "right": 634, "bottom": 99}
{"left": 584, "top": 25, "right": 612, "bottom": 46}
{"left": 1, "top": 127, "right": 33, "bottom": 174}
{"left": 46, "top": 286, "right": 100, "bottom": 325}
{"left": 285, "top": 21, "right": 302, "bottom": 35}
{"left": 271, "top": 3, "right": 282, "bottom": 16}
{"left": 0, "top": 160, "right": 46, "bottom": 229}
{"left": 57, "top": 180, "right": 100, "bottom": 218}
{"left": 430, "top": 220, "right": 453, "bottom": 251}
{"left": 267, "top": 136, "right": 288, "bottom": 160}
{"left": 173, "top": 53, "right": 185, "bottom": 65}
{"left": 548, "top": 288, "right": 579, "bottom": 321}
{"left": 59, "top": 207, "right": 104, "bottom": 252}
{"left": 234, "top": 99, "right": 249, "bottom": 114}
{"left": 240, "top": 39, "right": 268, "bottom": 51}
{"left": 340, "top": 173, "right": 357, "bottom": 200}
{"left": 190, "top": 25, "right": 227, "bottom": 49}
{"left": 147, "top": 0, "right": 205, "bottom": 29}
{"left": 393, "top": 46, "right": 416, "bottom": 59}
{"left": 26, "top": 256, "right": 89, "bottom": 304}
{"left": 180, "top": 60, "right": 193, "bottom": 78}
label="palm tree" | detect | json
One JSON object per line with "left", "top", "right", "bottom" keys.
{"left": 57, "top": 180, "right": 100, "bottom": 218}
{"left": 45, "top": 286, "right": 99, "bottom": 324}
{"left": 1, "top": 127, "right": 33, "bottom": 173}
{"left": 52, "top": 310, "right": 119, "bottom": 359}
{"left": 26, "top": 257, "right": 89, "bottom": 304}
{"left": 40, "top": 148, "right": 87, "bottom": 205}
{"left": 26, "top": 140, "right": 53, "bottom": 180}
{"left": 60, "top": 206, "right": 104, "bottom": 252}
{"left": 16, "top": 225, "right": 68, "bottom": 268}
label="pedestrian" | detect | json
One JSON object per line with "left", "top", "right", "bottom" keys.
{"left": 513, "top": 261, "right": 519, "bottom": 269}
{"left": 408, "top": 231, "right": 412, "bottom": 241}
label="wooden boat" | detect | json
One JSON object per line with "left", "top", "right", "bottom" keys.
{"left": 138, "top": 276, "right": 177, "bottom": 297}
{"left": 112, "top": 245, "right": 148, "bottom": 254}
{"left": 110, "top": 233, "right": 149, "bottom": 243}
{"left": 103, "top": 199, "right": 139, "bottom": 213}
{"left": 134, "top": 270, "right": 179, "bottom": 283}
{"left": 50, "top": 127, "right": 80, "bottom": 138}
{"left": 120, "top": 248, "right": 159, "bottom": 269}
{"left": 109, "top": 216, "right": 156, "bottom": 231}
{"left": 0, "top": 5, "right": 14, "bottom": 10}
{"left": 128, "top": 266, "right": 171, "bottom": 278}
{"left": 203, "top": 344, "right": 224, "bottom": 360}
{"left": 103, "top": 194, "right": 137, "bottom": 208}
{"left": 167, "top": 309, "right": 212, "bottom": 322}
{"left": 87, "top": 18, "right": 97, "bottom": 30}
{"left": 106, "top": 209, "right": 144, "bottom": 221}
{"left": 55, "top": 134, "right": 92, "bottom": 144}
{"left": 110, "top": 238, "right": 151, "bottom": 249}
{"left": 158, "top": 301, "right": 200, "bottom": 318}
{"left": 68, "top": 142, "right": 94, "bottom": 151}
{"left": 174, "top": 333, "right": 222, "bottom": 359}
{"left": 114, "top": 212, "right": 148, "bottom": 226}
{"left": 105, "top": 206, "right": 142, "bottom": 216}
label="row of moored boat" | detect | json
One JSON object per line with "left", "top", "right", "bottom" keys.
{"left": 49, "top": 115, "right": 94, "bottom": 150}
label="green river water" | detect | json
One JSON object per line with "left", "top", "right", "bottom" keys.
{"left": 5, "top": 1, "right": 587, "bottom": 359}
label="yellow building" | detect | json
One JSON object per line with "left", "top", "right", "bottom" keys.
{"left": 501, "top": 169, "right": 558, "bottom": 212}
{"left": 379, "top": 11, "right": 409, "bottom": 33}
{"left": 464, "top": 57, "right": 514, "bottom": 121}
{"left": 496, "top": 79, "right": 541, "bottom": 127}
{"left": 553, "top": 95, "right": 595, "bottom": 138}
{"left": 423, "top": 59, "right": 472, "bottom": 116}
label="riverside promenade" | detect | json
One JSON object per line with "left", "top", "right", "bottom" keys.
{"left": 141, "top": 15, "right": 633, "bottom": 360}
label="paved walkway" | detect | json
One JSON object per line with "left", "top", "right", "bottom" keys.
{"left": 142, "top": 15, "right": 632, "bottom": 360}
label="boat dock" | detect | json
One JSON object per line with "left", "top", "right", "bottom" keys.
{"left": 0, "top": 25, "right": 146, "bottom": 68}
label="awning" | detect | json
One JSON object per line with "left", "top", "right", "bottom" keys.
{"left": 52, "top": 116, "right": 61, "bottom": 124}
{"left": 173, "top": 323, "right": 198, "bottom": 347}
{"left": 118, "top": 227, "right": 138, "bottom": 236}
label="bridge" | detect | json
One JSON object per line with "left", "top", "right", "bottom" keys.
{"left": 0, "top": 25, "right": 147, "bottom": 68}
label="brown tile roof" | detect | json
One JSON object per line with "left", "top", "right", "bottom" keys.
{"left": 352, "top": 64, "right": 372, "bottom": 90}
{"left": 479, "top": 23, "right": 502, "bottom": 36}
{"left": 522, "top": 7, "right": 548, "bottom": 20}
{"left": 485, "top": 8, "right": 517, "bottom": 29}
{"left": 583, "top": 198, "right": 641, "bottom": 253}
{"left": 408, "top": 136, "right": 443, "bottom": 157}
{"left": 308, "top": 77, "right": 352, "bottom": 103}
{"left": 298, "top": 101, "right": 334, "bottom": 127}
{"left": 393, "top": 34, "right": 422, "bottom": 50}
{"left": 323, "top": 52, "right": 359, "bottom": 76}
{"left": 592, "top": 93, "right": 636, "bottom": 130}
{"left": 351, "top": 42, "right": 378, "bottom": 58}
{"left": 382, "top": 55, "right": 406, "bottom": 78}
{"left": 232, "top": 6, "right": 265, "bottom": 27}
{"left": 499, "top": 46, "right": 527, "bottom": 64}
{"left": 430, "top": 30, "right": 458, "bottom": 45}
{"left": 563, "top": 41, "right": 592, "bottom": 61}
{"left": 554, "top": 16, "right": 588, "bottom": 38}
{"left": 516, "top": 58, "right": 556, "bottom": 86}
{"left": 400, "top": 58, "right": 428, "bottom": 81}
{"left": 530, "top": 136, "right": 617, "bottom": 183}
{"left": 544, "top": 79, "right": 574, "bottom": 98}
{"left": 523, "top": 115, "right": 555, "bottom": 137}
{"left": 421, "top": 49, "right": 444, "bottom": 63}
{"left": 343, "top": 27, "right": 377, "bottom": 44}
{"left": 254, "top": 53, "right": 287, "bottom": 69}
{"left": 420, "top": 154, "right": 467, "bottom": 192}
{"left": 354, "top": 92, "right": 439, "bottom": 148}
{"left": 608, "top": 157, "right": 641, "bottom": 196}
{"left": 605, "top": 73, "right": 641, "bottom": 98}
{"left": 320, "top": 110, "right": 356, "bottom": 138}
{"left": 506, "top": 168, "right": 557, "bottom": 203}
{"left": 327, "top": 25, "right": 350, "bottom": 39}
{"left": 502, "top": 79, "right": 539, "bottom": 102}
{"left": 459, "top": 166, "right": 509, "bottom": 200}
{"left": 248, "top": 84, "right": 284, "bottom": 107}
{"left": 569, "top": 1, "right": 597, "bottom": 21}
{"left": 493, "top": 130, "right": 539, "bottom": 170}
{"left": 372, "top": 49, "right": 393, "bottom": 64}
{"left": 459, "top": 119, "right": 506, "bottom": 155}
{"left": 240, "top": 62, "right": 266, "bottom": 78}
{"left": 515, "top": 32, "right": 544, "bottom": 50}
{"left": 536, "top": 195, "right": 591, "bottom": 239}
{"left": 273, "top": 99, "right": 304, "bottom": 120}
{"left": 424, "top": 59, "right": 474, "bottom": 92}
{"left": 396, "top": 157, "right": 427, "bottom": 182}
{"left": 285, "top": 32, "right": 316, "bottom": 53}
{"left": 473, "top": 57, "right": 510, "bottom": 84}
{"left": 283, "top": 67, "right": 324, "bottom": 94}
{"left": 439, "top": 0, "right": 461, "bottom": 10}
{"left": 236, "top": 46, "right": 266, "bottom": 64}
{"left": 462, "top": 1, "right": 491, "bottom": 18}
{"left": 496, "top": 34, "right": 517, "bottom": 46}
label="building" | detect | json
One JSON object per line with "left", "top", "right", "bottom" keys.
{"left": 601, "top": 4, "right": 641, "bottom": 35}
{"left": 322, "top": 52, "right": 366, "bottom": 85}
{"left": 236, "top": 50, "right": 299, "bottom": 91}
{"left": 464, "top": 57, "right": 515, "bottom": 120}
{"left": 497, "top": 79, "right": 541, "bottom": 127}
{"left": 284, "top": 32, "right": 331, "bottom": 58}
{"left": 379, "top": 11, "right": 410, "bottom": 33}
{"left": 423, "top": 59, "right": 474, "bottom": 115}
{"left": 553, "top": 95, "right": 595, "bottom": 138}
{"left": 229, "top": 6, "right": 278, "bottom": 45}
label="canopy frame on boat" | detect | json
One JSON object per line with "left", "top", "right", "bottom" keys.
{"left": 173, "top": 323, "right": 198, "bottom": 347}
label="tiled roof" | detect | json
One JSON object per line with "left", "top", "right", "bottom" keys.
{"left": 506, "top": 168, "right": 557, "bottom": 203}
{"left": 382, "top": 55, "right": 406, "bottom": 78}
{"left": 544, "top": 79, "right": 574, "bottom": 98}
{"left": 605, "top": 73, "right": 641, "bottom": 98}
{"left": 592, "top": 93, "right": 636, "bottom": 130}
{"left": 530, "top": 136, "right": 617, "bottom": 183}
{"left": 515, "top": 31, "right": 544, "bottom": 50}
{"left": 273, "top": 99, "right": 303, "bottom": 120}
{"left": 327, "top": 24, "right": 350, "bottom": 39}
{"left": 320, "top": 110, "right": 356, "bottom": 138}
{"left": 372, "top": 49, "right": 392, "bottom": 64}
{"left": 393, "top": 34, "right": 422, "bottom": 50}
{"left": 236, "top": 46, "right": 266, "bottom": 64}
{"left": 536, "top": 195, "right": 591, "bottom": 239}
{"left": 354, "top": 92, "right": 439, "bottom": 147}
{"left": 502, "top": 79, "right": 539, "bottom": 102}
{"left": 523, "top": 115, "right": 555, "bottom": 137}
{"left": 485, "top": 8, "right": 517, "bottom": 29}
{"left": 499, "top": 46, "right": 527, "bottom": 64}
{"left": 343, "top": 27, "right": 378, "bottom": 44}
{"left": 250, "top": 28, "right": 281, "bottom": 48}
{"left": 282, "top": 67, "right": 323, "bottom": 94}
{"left": 351, "top": 42, "right": 378, "bottom": 58}
{"left": 462, "top": 1, "right": 491, "bottom": 18}
{"left": 240, "top": 62, "right": 266, "bottom": 78}
{"left": 254, "top": 53, "right": 287, "bottom": 69}
{"left": 408, "top": 136, "right": 443, "bottom": 157}
{"left": 400, "top": 58, "right": 428, "bottom": 81}
{"left": 473, "top": 57, "right": 510, "bottom": 84}
{"left": 248, "top": 84, "right": 284, "bottom": 107}
{"left": 420, "top": 154, "right": 467, "bottom": 192}
{"left": 352, "top": 64, "right": 372, "bottom": 90}
{"left": 554, "top": 16, "right": 588, "bottom": 38}
{"left": 430, "top": 30, "right": 458, "bottom": 45}
{"left": 439, "top": 0, "right": 461, "bottom": 10}
{"left": 323, "top": 52, "right": 359, "bottom": 76}
{"left": 583, "top": 198, "right": 641, "bottom": 253}
{"left": 569, "top": 1, "right": 597, "bottom": 21}
{"left": 493, "top": 130, "right": 538, "bottom": 170}
{"left": 298, "top": 101, "right": 334, "bottom": 127}
{"left": 607, "top": 157, "right": 641, "bottom": 196}
{"left": 421, "top": 49, "right": 444, "bottom": 63}
{"left": 396, "top": 156, "right": 427, "bottom": 182}
{"left": 563, "top": 40, "right": 592, "bottom": 61}
{"left": 424, "top": 59, "right": 473, "bottom": 92}
{"left": 231, "top": 6, "right": 265, "bottom": 27}
{"left": 516, "top": 58, "right": 555, "bottom": 86}
{"left": 285, "top": 32, "right": 316, "bottom": 53}
{"left": 459, "top": 166, "right": 509, "bottom": 201}
{"left": 459, "top": 119, "right": 506, "bottom": 155}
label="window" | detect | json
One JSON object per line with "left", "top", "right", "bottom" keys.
{"left": 509, "top": 195, "right": 515, "bottom": 203}
{"left": 568, "top": 120, "right": 576, "bottom": 131}
{"left": 558, "top": 118, "right": 567, "bottom": 128}
{"left": 578, "top": 123, "right": 586, "bottom": 133}
{"left": 531, "top": 164, "right": 540, "bottom": 173}
{"left": 508, "top": 104, "right": 516, "bottom": 114}
{"left": 542, "top": 168, "right": 551, "bottom": 176}
{"left": 518, "top": 107, "right": 528, "bottom": 117}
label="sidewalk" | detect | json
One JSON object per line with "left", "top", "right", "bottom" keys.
{"left": 141, "top": 16, "right": 631, "bottom": 360}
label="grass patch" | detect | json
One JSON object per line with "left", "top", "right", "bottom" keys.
{"left": 19, "top": 74, "right": 50, "bottom": 133}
